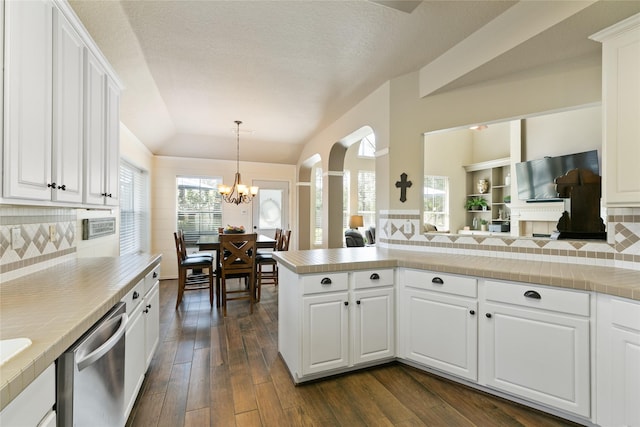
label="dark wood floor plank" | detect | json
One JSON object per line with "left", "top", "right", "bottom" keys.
{"left": 127, "top": 390, "right": 165, "bottom": 427}
{"left": 235, "top": 410, "right": 263, "bottom": 427}
{"left": 157, "top": 362, "right": 191, "bottom": 427}
{"left": 268, "top": 356, "right": 306, "bottom": 410}
{"left": 341, "top": 368, "right": 423, "bottom": 425}
{"left": 186, "top": 347, "right": 211, "bottom": 412}
{"left": 243, "top": 331, "right": 271, "bottom": 385}
{"left": 144, "top": 338, "right": 179, "bottom": 396}
{"left": 184, "top": 407, "right": 210, "bottom": 427}
{"left": 210, "top": 364, "right": 237, "bottom": 426}
{"left": 317, "top": 379, "right": 368, "bottom": 426}
{"left": 370, "top": 365, "right": 472, "bottom": 425}
{"left": 255, "top": 381, "right": 288, "bottom": 426}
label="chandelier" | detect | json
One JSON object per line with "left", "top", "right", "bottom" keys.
{"left": 218, "top": 120, "right": 258, "bottom": 205}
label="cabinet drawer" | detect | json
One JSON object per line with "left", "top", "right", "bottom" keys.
{"left": 302, "top": 273, "right": 348, "bottom": 295}
{"left": 122, "top": 278, "right": 145, "bottom": 313}
{"left": 611, "top": 297, "right": 640, "bottom": 332}
{"left": 404, "top": 269, "right": 476, "bottom": 298}
{"left": 144, "top": 264, "right": 160, "bottom": 294}
{"left": 353, "top": 269, "right": 394, "bottom": 289}
{"left": 484, "top": 280, "right": 590, "bottom": 316}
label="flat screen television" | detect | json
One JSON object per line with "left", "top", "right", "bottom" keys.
{"left": 515, "top": 150, "right": 599, "bottom": 202}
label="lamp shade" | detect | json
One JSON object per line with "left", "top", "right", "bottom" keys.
{"left": 349, "top": 215, "right": 364, "bottom": 229}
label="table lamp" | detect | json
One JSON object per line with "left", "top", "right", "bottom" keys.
{"left": 349, "top": 215, "right": 364, "bottom": 229}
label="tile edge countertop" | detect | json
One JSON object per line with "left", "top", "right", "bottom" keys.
{"left": 0, "top": 254, "right": 162, "bottom": 411}
{"left": 272, "top": 247, "right": 640, "bottom": 301}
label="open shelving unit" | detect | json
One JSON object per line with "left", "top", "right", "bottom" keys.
{"left": 463, "top": 157, "right": 511, "bottom": 232}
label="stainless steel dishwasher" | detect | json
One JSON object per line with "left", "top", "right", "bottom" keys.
{"left": 57, "top": 302, "right": 128, "bottom": 427}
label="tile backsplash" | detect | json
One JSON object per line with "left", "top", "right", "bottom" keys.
{"left": 379, "top": 207, "right": 640, "bottom": 271}
{"left": 0, "top": 207, "right": 77, "bottom": 281}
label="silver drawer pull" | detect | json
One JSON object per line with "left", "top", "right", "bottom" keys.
{"left": 524, "top": 290, "right": 541, "bottom": 300}
{"left": 320, "top": 277, "right": 332, "bottom": 285}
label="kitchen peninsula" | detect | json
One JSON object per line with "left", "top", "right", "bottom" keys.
{"left": 274, "top": 246, "right": 640, "bottom": 426}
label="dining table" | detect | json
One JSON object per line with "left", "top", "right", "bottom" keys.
{"left": 196, "top": 233, "right": 278, "bottom": 302}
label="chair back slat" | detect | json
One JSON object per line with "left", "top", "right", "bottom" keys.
{"left": 220, "top": 233, "right": 257, "bottom": 274}
{"left": 278, "top": 229, "right": 291, "bottom": 251}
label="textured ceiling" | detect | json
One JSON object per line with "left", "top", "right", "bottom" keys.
{"left": 69, "top": 1, "right": 640, "bottom": 165}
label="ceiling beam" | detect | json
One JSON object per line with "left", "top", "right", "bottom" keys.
{"left": 419, "top": 0, "right": 598, "bottom": 98}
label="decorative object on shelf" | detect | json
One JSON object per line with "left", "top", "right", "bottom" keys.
{"left": 505, "top": 173, "right": 511, "bottom": 186}
{"left": 218, "top": 120, "right": 258, "bottom": 205}
{"left": 504, "top": 195, "right": 511, "bottom": 204}
{"left": 480, "top": 219, "right": 488, "bottom": 231}
{"left": 348, "top": 215, "right": 364, "bottom": 229}
{"left": 395, "top": 172, "right": 412, "bottom": 203}
{"left": 82, "top": 218, "right": 116, "bottom": 240}
{"left": 465, "top": 196, "right": 488, "bottom": 211}
{"left": 477, "top": 179, "right": 489, "bottom": 194}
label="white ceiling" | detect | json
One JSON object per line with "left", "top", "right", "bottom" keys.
{"left": 69, "top": 0, "right": 640, "bottom": 165}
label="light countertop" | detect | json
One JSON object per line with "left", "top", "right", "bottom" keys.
{"left": 0, "top": 254, "right": 161, "bottom": 411}
{"left": 273, "top": 247, "right": 640, "bottom": 301}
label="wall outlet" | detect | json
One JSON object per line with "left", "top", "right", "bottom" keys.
{"left": 49, "top": 224, "right": 57, "bottom": 242}
{"left": 11, "top": 227, "right": 24, "bottom": 250}
{"left": 403, "top": 221, "right": 412, "bottom": 233}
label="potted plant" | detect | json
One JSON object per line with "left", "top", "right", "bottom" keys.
{"left": 480, "top": 219, "right": 488, "bottom": 231}
{"left": 465, "top": 197, "right": 488, "bottom": 211}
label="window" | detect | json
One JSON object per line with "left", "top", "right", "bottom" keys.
{"left": 357, "top": 170, "right": 375, "bottom": 229}
{"left": 424, "top": 175, "right": 449, "bottom": 230}
{"left": 176, "top": 176, "right": 223, "bottom": 246}
{"left": 358, "top": 134, "right": 376, "bottom": 158}
{"left": 313, "top": 166, "right": 323, "bottom": 245}
{"left": 120, "top": 160, "right": 149, "bottom": 255}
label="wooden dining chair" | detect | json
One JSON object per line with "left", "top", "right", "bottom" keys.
{"left": 255, "top": 229, "right": 291, "bottom": 301}
{"left": 174, "top": 232, "right": 215, "bottom": 309}
{"left": 218, "top": 233, "right": 257, "bottom": 316}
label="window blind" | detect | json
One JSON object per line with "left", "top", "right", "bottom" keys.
{"left": 120, "top": 160, "right": 149, "bottom": 255}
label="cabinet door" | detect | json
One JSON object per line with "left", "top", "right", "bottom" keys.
{"left": 599, "top": 23, "right": 640, "bottom": 206}
{"left": 52, "top": 9, "right": 84, "bottom": 203}
{"left": 610, "top": 326, "right": 640, "bottom": 426}
{"left": 401, "top": 287, "right": 477, "bottom": 381}
{"left": 352, "top": 287, "right": 394, "bottom": 365}
{"left": 482, "top": 302, "right": 590, "bottom": 417}
{"left": 104, "top": 78, "right": 120, "bottom": 206}
{"left": 3, "top": 0, "right": 53, "bottom": 201}
{"left": 302, "top": 292, "right": 349, "bottom": 375}
{"left": 144, "top": 282, "right": 160, "bottom": 369}
{"left": 124, "top": 304, "right": 145, "bottom": 421}
{"left": 83, "top": 51, "right": 107, "bottom": 205}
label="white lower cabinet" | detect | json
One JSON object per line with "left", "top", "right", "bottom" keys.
{"left": 302, "top": 290, "right": 349, "bottom": 375}
{"left": 143, "top": 279, "right": 160, "bottom": 369}
{"left": 479, "top": 280, "right": 591, "bottom": 418}
{"left": 399, "top": 269, "right": 477, "bottom": 381}
{"left": 122, "top": 264, "right": 160, "bottom": 421}
{"left": 596, "top": 294, "right": 640, "bottom": 427}
{"left": 279, "top": 268, "right": 394, "bottom": 382}
{"left": 352, "top": 286, "right": 394, "bottom": 365}
{"left": 0, "top": 364, "right": 55, "bottom": 426}
{"left": 122, "top": 279, "right": 145, "bottom": 420}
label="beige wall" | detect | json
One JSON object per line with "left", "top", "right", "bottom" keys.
{"left": 152, "top": 155, "right": 295, "bottom": 279}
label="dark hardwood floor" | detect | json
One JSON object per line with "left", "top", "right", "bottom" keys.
{"left": 126, "top": 279, "right": 582, "bottom": 427}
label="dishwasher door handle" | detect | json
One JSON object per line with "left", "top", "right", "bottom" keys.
{"left": 76, "top": 313, "right": 128, "bottom": 371}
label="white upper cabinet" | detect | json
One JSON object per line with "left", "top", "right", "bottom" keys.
{"left": 2, "top": 0, "right": 122, "bottom": 207}
{"left": 52, "top": 7, "right": 84, "bottom": 203}
{"left": 3, "top": 0, "right": 53, "bottom": 201}
{"left": 590, "top": 13, "right": 640, "bottom": 207}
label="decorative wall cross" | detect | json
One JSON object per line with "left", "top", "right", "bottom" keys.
{"left": 395, "top": 173, "right": 412, "bottom": 203}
